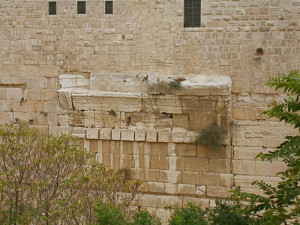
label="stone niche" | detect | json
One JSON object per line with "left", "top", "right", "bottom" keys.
{"left": 57, "top": 73, "right": 233, "bottom": 202}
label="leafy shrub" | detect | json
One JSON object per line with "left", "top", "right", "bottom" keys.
{"left": 0, "top": 124, "right": 142, "bottom": 224}
{"left": 196, "top": 122, "right": 227, "bottom": 149}
{"left": 167, "top": 203, "right": 207, "bottom": 225}
{"left": 207, "top": 199, "right": 259, "bottom": 225}
{"left": 96, "top": 203, "right": 129, "bottom": 225}
{"left": 132, "top": 210, "right": 161, "bottom": 225}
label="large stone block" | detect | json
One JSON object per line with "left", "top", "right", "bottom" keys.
{"left": 184, "top": 158, "right": 208, "bottom": 172}
{"left": 86, "top": 128, "right": 99, "bottom": 139}
{"left": 121, "top": 129, "right": 135, "bottom": 141}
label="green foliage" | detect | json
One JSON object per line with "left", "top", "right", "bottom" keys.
{"left": 169, "top": 81, "right": 182, "bottom": 90}
{"left": 207, "top": 199, "right": 259, "bottom": 225}
{"left": 167, "top": 203, "right": 208, "bottom": 225}
{"left": 237, "top": 70, "right": 300, "bottom": 225}
{"left": 196, "top": 122, "right": 227, "bottom": 149}
{"left": 0, "top": 124, "right": 142, "bottom": 224}
{"left": 109, "top": 109, "right": 117, "bottom": 116}
{"left": 132, "top": 210, "right": 162, "bottom": 225}
{"left": 96, "top": 203, "right": 129, "bottom": 225}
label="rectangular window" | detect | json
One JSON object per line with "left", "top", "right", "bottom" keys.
{"left": 184, "top": 0, "right": 201, "bottom": 27}
{"left": 105, "top": 1, "right": 113, "bottom": 14}
{"left": 77, "top": 1, "right": 86, "bottom": 14}
{"left": 49, "top": 2, "right": 56, "bottom": 15}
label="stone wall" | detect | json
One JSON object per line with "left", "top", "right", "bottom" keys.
{"left": 0, "top": 0, "right": 300, "bottom": 223}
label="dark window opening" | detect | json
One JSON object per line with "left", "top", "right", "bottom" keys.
{"left": 49, "top": 2, "right": 56, "bottom": 15}
{"left": 77, "top": 1, "right": 86, "bottom": 14}
{"left": 184, "top": 0, "right": 201, "bottom": 27}
{"left": 105, "top": 1, "right": 113, "bottom": 14}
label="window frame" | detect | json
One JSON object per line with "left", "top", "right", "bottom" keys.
{"left": 105, "top": 1, "right": 113, "bottom": 14}
{"left": 48, "top": 1, "right": 56, "bottom": 15}
{"left": 77, "top": 1, "right": 86, "bottom": 14}
{"left": 184, "top": 0, "right": 201, "bottom": 28}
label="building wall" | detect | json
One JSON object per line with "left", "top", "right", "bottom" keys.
{"left": 0, "top": 0, "right": 300, "bottom": 223}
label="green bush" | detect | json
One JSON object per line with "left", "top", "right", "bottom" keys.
{"left": 0, "top": 124, "right": 142, "bottom": 224}
{"left": 132, "top": 210, "right": 161, "bottom": 225}
{"left": 207, "top": 200, "right": 258, "bottom": 225}
{"left": 96, "top": 203, "right": 129, "bottom": 225}
{"left": 167, "top": 203, "right": 207, "bottom": 225}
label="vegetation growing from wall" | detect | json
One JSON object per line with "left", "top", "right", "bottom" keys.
{"left": 196, "top": 122, "right": 227, "bottom": 149}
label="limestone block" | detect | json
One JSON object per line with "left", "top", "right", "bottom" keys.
{"left": 100, "top": 128, "right": 112, "bottom": 140}
{"left": 150, "top": 143, "right": 168, "bottom": 156}
{"left": 6, "top": 88, "right": 23, "bottom": 101}
{"left": 44, "top": 101, "right": 58, "bottom": 113}
{"left": 47, "top": 113, "right": 58, "bottom": 126}
{"left": 121, "top": 129, "right": 134, "bottom": 141}
{"left": 123, "top": 141, "right": 134, "bottom": 154}
{"left": 141, "top": 195, "right": 157, "bottom": 208}
{"left": 220, "top": 174, "right": 234, "bottom": 187}
{"left": 173, "top": 114, "right": 189, "bottom": 130}
{"left": 123, "top": 154, "right": 134, "bottom": 168}
{"left": 157, "top": 196, "right": 170, "bottom": 208}
{"left": 184, "top": 158, "right": 208, "bottom": 172}
{"left": 199, "top": 172, "right": 220, "bottom": 186}
{"left": 178, "top": 184, "right": 196, "bottom": 195}
{"left": 71, "top": 127, "right": 86, "bottom": 138}
{"left": 207, "top": 186, "right": 231, "bottom": 198}
{"left": 148, "top": 169, "right": 160, "bottom": 182}
{"left": 0, "top": 89, "right": 6, "bottom": 99}
{"left": 150, "top": 156, "right": 168, "bottom": 170}
{"left": 164, "top": 183, "right": 178, "bottom": 195}
{"left": 196, "top": 185, "right": 206, "bottom": 197}
{"left": 208, "top": 159, "right": 231, "bottom": 173}
{"left": 89, "top": 140, "right": 99, "bottom": 153}
{"left": 196, "top": 145, "right": 207, "bottom": 158}
{"left": 86, "top": 128, "right": 99, "bottom": 139}
{"left": 59, "top": 74, "right": 89, "bottom": 89}
{"left": 147, "top": 182, "right": 164, "bottom": 193}
{"left": 181, "top": 171, "right": 199, "bottom": 185}
{"left": 234, "top": 175, "right": 281, "bottom": 188}
{"left": 158, "top": 130, "right": 172, "bottom": 143}
{"left": 146, "top": 130, "right": 157, "bottom": 142}
{"left": 112, "top": 128, "right": 121, "bottom": 140}
{"left": 233, "top": 106, "right": 256, "bottom": 121}
{"left": 135, "top": 129, "right": 145, "bottom": 141}
{"left": 26, "top": 77, "right": 39, "bottom": 89}
{"left": 163, "top": 170, "right": 181, "bottom": 183}
{"left": 189, "top": 114, "right": 216, "bottom": 131}
{"left": 233, "top": 146, "right": 265, "bottom": 160}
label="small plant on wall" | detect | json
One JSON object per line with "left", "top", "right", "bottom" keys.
{"left": 196, "top": 122, "right": 227, "bottom": 149}
{"left": 108, "top": 109, "right": 117, "bottom": 116}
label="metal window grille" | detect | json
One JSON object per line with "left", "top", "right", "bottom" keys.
{"left": 184, "top": 0, "right": 201, "bottom": 27}
{"left": 49, "top": 2, "right": 56, "bottom": 15}
{"left": 77, "top": 1, "right": 86, "bottom": 14}
{"left": 105, "top": 1, "right": 113, "bottom": 14}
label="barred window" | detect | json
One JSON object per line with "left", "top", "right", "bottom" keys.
{"left": 77, "top": 1, "right": 86, "bottom": 14}
{"left": 49, "top": 2, "right": 56, "bottom": 15}
{"left": 105, "top": 1, "right": 113, "bottom": 14}
{"left": 184, "top": 0, "right": 201, "bottom": 27}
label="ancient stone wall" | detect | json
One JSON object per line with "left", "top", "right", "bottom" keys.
{"left": 0, "top": 0, "right": 300, "bottom": 223}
